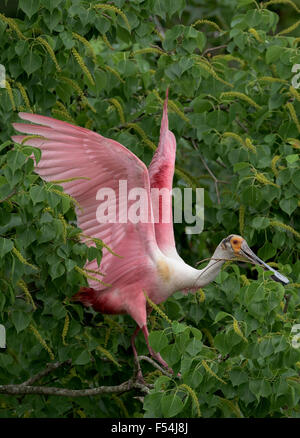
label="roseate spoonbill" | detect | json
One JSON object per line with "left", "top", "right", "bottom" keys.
{"left": 12, "top": 92, "right": 289, "bottom": 376}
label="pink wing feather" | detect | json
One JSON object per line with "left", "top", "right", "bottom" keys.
{"left": 12, "top": 113, "right": 159, "bottom": 289}
{"left": 148, "top": 90, "right": 178, "bottom": 258}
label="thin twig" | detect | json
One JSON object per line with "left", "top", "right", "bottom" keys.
{"left": 150, "top": 15, "right": 165, "bottom": 38}
{"left": 20, "top": 360, "right": 72, "bottom": 386}
{"left": 235, "top": 117, "right": 249, "bottom": 133}
{"left": 203, "top": 45, "right": 227, "bottom": 56}
{"left": 0, "top": 188, "right": 16, "bottom": 203}
{"left": 198, "top": 152, "right": 221, "bottom": 204}
{"left": 283, "top": 294, "right": 291, "bottom": 314}
{"left": 138, "top": 355, "right": 172, "bottom": 377}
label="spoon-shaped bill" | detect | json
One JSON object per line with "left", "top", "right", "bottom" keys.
{"left": 240, "top": 242, "right": 289, "bottom": 285}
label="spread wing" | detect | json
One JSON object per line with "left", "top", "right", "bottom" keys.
{"left": 148, "top": 91, "right": 179, "bottom": 259}
{"left": 12, "top": 113, "right": 159, "bottom": 288}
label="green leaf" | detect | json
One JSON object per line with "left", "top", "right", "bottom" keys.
{"left": 0, "top": 237, "right": 13, "bottom": 257}
{"left": 43, "top": 9, "right": 62, "bottom": 32}
{"left": 186, "top": 338, "right": 203, "bottom": 356}
{"left": 30, "top": 185, "right": 46, "bottom": 204}
{"left": 22, "top": 51, "right": 42, "bottom": 76}
{"left": 6, "top": 150, "right": 27, "bottom": 173}
{"left": 266, "top": 46, "right": 282, "bottom": 64}
{"left": 19, "top": 0, "right": 41, "bottom": 19}
{"left": 11, "top": 310, "right": 31, "bottom": 333}
{"left": 49, "top": 261, "right": 65, "bottom": 280}
{"left": 161, "top": 393, "right": 184, "bottom": 417}
{"left": 148, "top": 330, "right": 169, "bottom": 352}
{"left": 252, "top": 217, "right": 270, "bottom": 229}
{"left": 257, "top": 242, "right": 276, "bottom": 261}
{"left": 279, "top": 198, "right": 298, "bottom": 216}
{"left": 229, "top": 369, "right": 248, "bottom": 386}
{"left": 74, "top": 350, "right": 90, "bottom": 365}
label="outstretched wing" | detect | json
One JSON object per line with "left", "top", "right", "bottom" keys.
{"left": 148, "top": 91, "right": 179, "bottom": 259}
{"left": 12, "top": 114, "right": 158, "bottom": 287}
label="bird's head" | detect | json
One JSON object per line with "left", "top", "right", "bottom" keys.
{"left": 219, "top": 234, "right": 289, "bottom": 285}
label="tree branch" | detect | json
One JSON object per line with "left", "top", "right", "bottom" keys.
{"left": 0, "top": 379, "right": 150, "bottom": 397}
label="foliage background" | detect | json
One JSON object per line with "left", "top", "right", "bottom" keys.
{"left": 0, "top": 0, "right": 300, "bottom": 418}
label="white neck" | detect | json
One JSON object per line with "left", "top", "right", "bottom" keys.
{"left": 191, "top": 245, "right": 228, "bottom": 288}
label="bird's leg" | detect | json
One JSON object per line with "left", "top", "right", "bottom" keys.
{"left": 141, "top": 325, "right": 173, "bottom": 373}
{"left": 131, "top": 325, "right": 144, "bottom": 383}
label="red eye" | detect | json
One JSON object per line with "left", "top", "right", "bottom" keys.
{"left": 232, "top": 240, "right": 238, "bottom": 245}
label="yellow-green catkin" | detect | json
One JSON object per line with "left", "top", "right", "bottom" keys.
{"left": 58, "top": 214, "right": 67, "bottom": 244}
{"left": 244, "top": 138, "right": 257, "bottom": 153}
{"left": 84, "top": 267, "right": 105, "bottom": 277}
{"left": 5, "top": 80, "right": 16, "bottom": 111}
{"left": 12, "top": 247, "right": 38, "bottom": 270}
{"left": 104, "top": 326, "right": 111, "bottom": 348}
{"left": 76, "top": 409, "right": 86, "bottom": 418}
{"left": 133, "top": 47, "right": 165, "bottom": 56}
{"left": 71, "top": 48, "right": 95, "bottom": 85}
{"left": 249, "top": 28, "right": 263, "bottom": 43}
{"left": 258, "top": 76, "right": 288, "bottom": 84}
{"left": 72, "top": 32, "right": 96, "bottom": 63}
{"left": 94, "top": 4, "right": 131, "bottom": 32}
{"left": 252, "top": 168, "right": 279, "bottom": 188}
{"left": 96, "top": 345, "right": 121, "bottom": 368}
{"left": 168, "top": 100, "right": 190, "bottom": 123}
{"left": 195, "top": 60, "right": 233, "bottom": 88}
{"left": 29, "top": 324, "right": 54, "bottom": 360}
{"left": 233, "top": 318, "right": 248, "bottom": 343}
{"left": 221, "top": 91, "right": 261, "bottom": 110}
{"left": 287, "top": 138, "right": 300, "bottom": 149}
{"left": 196, "top": 288, "right": 206, "bottom": 303}
{"left": 126, "top": 123, "right": 157, "bottom": 151}
{"left": 278, "top": 20, "right": 300, "bottom": 36}
{"left": 222, "top": 132, "right": 256, "bottom": 153}
{"left": 17, "top": 280, "right": 36, "bottom": 310}
{"left": 223, "top": 132, "right": 244, "bottom": 147}
{"left": 112, "top": 394, "right": 129, "bottom": 418}
{"left": 192, "top": 19, "right": 222, "bottom": 32}
{"left": 201, "top": 328, "right": 214, "bottom": 347}
{"left": 62, "top": 314, "right": 70, "bottom": 346}
{"left": 201, "top": 360, "right": 227, "bottom": 384}
{"left": 240, "top": 274, "right": 250, "bottom": 286}
{"left": 48, "top": 188, "right": 82, "bottom": 211}
{"left": 15, "top": 82, "right": 32, "bottom": 112}
{"left": 265, "top": 0, "right": 300, "bottom": 12}
{"left": 75, "top": 266, "right": 111, "bottom": 287}
{"left": 143, "top": 290, "right": 172, "bottom": 324}
{"left": 52, "top": 102, "right": 75, "bottom": 124}
{"left": 218, "top": 397, "right": 243, "bottom": 418}
{"left": 286, "top": 102, "right": 300, "bottom": 134}
{"left": 179, "top": 384, "right": 201, "bottom": 417}
{"left": 269, "top": 220, "right": 300, "bottom": 239}
{"left": 104, "top": 65, "right": 125, "bottom": 83}
{"left": 271, "top": 155, "right": 280, "bottom": 177}
{"left": 0, "top": 13, "right": 26, "bottom": 39}
{"left": 52, "top": 108, "right": 76, "bottom": 123}
{"left": 239, "top": 205, "right": 245, "bottom": 235}
{"left": 51, "top": 176, "right": 90, "bottom": 184}
{"left": 289, "top": 86, "right": 300, "bottom": 102}
{"left": 109, "top": 98, "right": 125, "bottom": 124}
{"left": 80, "top": 233, "right": 122, "bottom": 258}
{"left": 212, "top": 54, "right": 245, "bottom": 67}
{"left": 59, "top": 76, "right": 92, "bottom": 109}
{"left": 102, "top": 33, "right": 114, "bottom": 50}
{"left": 36, "top": 36, "right": 61, "bottom": 71}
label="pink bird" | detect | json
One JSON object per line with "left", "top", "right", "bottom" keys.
{"left": 12, "top": 91, "right": 289, "bottom": 378}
